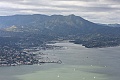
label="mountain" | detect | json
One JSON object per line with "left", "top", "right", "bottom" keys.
{"left": 0, "top": 14, "right": 120, "bottom": 48}
{"left": 98, "top": 23, "right": 120, "bottom": 27}
{"left": 0, "top": 14, "right": 119, "bottom": 35}
{"left": 104, "top": 24, "right": 120, "bottom": 27}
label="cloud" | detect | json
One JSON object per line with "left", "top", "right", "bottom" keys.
{"left": 0, "top": 0, "right": 119, "bottom": 23}
{"left": 101, "top": 0, "right": 120, "bottom": 3}
{"left": 53, "top": 0, "right": 99, "bottom": 2}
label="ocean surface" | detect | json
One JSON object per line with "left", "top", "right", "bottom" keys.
{"left": 0, "top": 41, "right": 120, "bottom": 80}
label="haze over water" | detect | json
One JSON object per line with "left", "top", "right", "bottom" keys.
{"left": 0, "top": 41, "right": 120, "bottom": 80}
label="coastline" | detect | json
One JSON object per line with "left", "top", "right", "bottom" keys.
{"left": 69, "top": 40, "right": 120, "bottom": 48}
{"left": 0, "top": 44, "right": 63, "bottom": 67}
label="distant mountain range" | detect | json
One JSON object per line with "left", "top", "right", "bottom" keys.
{"left": 0, "top": 14, "right": 120, "bottom": 48}
{"left": 99, "top": 23, "right": 120, "bottom": 27}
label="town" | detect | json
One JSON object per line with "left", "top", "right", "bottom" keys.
{"left": 0, "top": 44, "right": 62, "bottom": 67}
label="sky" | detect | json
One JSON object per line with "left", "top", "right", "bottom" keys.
{"left": 0, "top": 0, "right": 120, "bottom": 24}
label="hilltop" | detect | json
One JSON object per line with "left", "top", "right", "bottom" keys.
{"left": 0, "top": 14, "right": 120, "bottom": 48}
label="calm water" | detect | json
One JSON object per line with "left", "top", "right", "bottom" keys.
{"left": 0, "top": 42, "right": 120, "bottom": 80}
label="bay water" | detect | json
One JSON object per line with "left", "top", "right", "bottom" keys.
{"left": 0, "top": 42, "right": 120, "bottom": 80}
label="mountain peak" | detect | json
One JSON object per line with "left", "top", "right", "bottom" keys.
{"left": 68, "top": 14, "right": 76, "bottom": 16}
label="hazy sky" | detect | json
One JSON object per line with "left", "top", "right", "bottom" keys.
{"left": 0, "top": 0, "right": 120, "bottom": 24}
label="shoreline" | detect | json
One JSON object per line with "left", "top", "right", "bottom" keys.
{"left": 69, "top": 40, "right": 120, "bottom": 48}
{"left": 0, "top": 44, "right": 63, "bottom": 67}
